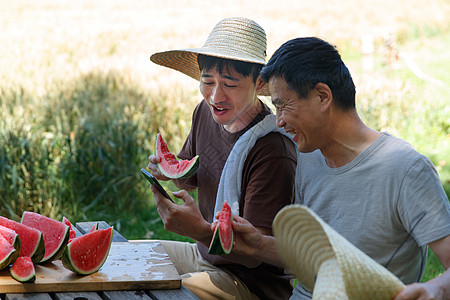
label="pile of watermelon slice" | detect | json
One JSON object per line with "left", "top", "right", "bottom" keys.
{"left": 0, "top": 212, "right": 113, "bottom": 283}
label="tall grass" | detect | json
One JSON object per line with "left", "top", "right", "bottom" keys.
{"left": 0, "top": 71, "right": 197, "bottom": 241}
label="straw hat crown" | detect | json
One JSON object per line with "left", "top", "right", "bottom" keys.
{"left": 273, "top": 205, "right": 406, "bottom": 300}
{"left": 150, "top": 17, "right": 269, "bottom": 95}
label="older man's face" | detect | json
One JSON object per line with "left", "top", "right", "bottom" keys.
{"left": 269, "top": 76, "right": 324, "bottom": 153}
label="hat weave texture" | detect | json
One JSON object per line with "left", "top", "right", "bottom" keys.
{"left": 273, "top": 205, "right": 406, "bottom": 300}
{"left": 150, "top": 17, "right": 269, "bottom": 96}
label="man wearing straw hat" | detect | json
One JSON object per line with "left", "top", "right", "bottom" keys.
{"left": 224, "top": 37, "right": 450, "bottom": 299}
{"left": 147, "top": 17, "right": 297, "bottom": 299}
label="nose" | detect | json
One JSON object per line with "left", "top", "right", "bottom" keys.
{"left": 276, "top": 110, "right": 285, "bottom": 128}
{"left": 211, "top": 85, "right": 225, "bottom": 103}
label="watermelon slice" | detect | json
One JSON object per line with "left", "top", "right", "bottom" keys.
{"left": 21, "top": 211, "right": 70, "bottom": 263}
{"left": 10, "top": 256, "right": 36, "bottom": 283}
{"left": 208, "top": 201, "right": 234, "bottom": 255}
{"left": 0, "top": 224, "right": 21, "bottom": 258}
{"left": 89, "top": 222, "right": 99, "bottom": 233}
{"left": 0, "top": 234, "right": 17, "bottom": 271}
{"left": 62, "top": 227, "right": 113, "bottom": 275}
{"left": 156, "top": 133, "right": 199, "bottom": 179}
{"left": 62, "top": 216, "right": 77, "bottom": 243}
{"left": 0, "top": 216, "right": 45, "bottom": 263}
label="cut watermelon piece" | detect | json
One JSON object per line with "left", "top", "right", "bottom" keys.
{"left": 0, "top": 234, "right": 17, "bottom": 271}
{"left": 62, "top": 216, "right": 77, "bottom": 243}
{"left": 0, "top": 216, "right": 45, "bottom": 263}
{"left": 62, "top": 227, "right": 113, "bottom": 275}
{"left": 89, "top": 223, "right": 99, "bottom": 233}
{"left": 0, "top": 224, "right": 21, "bottom": 258}
{"left": 21, "top": 212, "right": 70, "bottom": 263}
{"left": 10, "top": 256, "right": 36, "bottom": 283}
{"left": 156, "top": 133, "right": 199, "bottom": 179}
{"left": 208, "top": 201, "right": 234, "bottom": 255}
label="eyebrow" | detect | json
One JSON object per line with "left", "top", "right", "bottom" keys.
{"left": 201, "top": 73, "right": 239, "bottom": 81}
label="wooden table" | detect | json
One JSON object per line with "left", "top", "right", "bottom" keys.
{"left": 0, "top": 221, "right": 199, "bottom": 300}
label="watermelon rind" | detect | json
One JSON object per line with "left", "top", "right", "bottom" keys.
{"left": 10, "top": 257, "right": 36, "bottom": 283}
{"left": 0, "top": 235, "right": 17, "bottom": 271}
{"left": 155, "top": 133, "right": 200, "bottom": 179}
{"left": 62, "top": 227, "right": 113, "bottom": 275}
{"left": 21, "top": 211, "right": 70, "bottom": 264}
{"left": 208, "top": 225, "right": 231, "bottom": 255}
{"left": 0, "top": 216, "right": 45, "bottom": 264}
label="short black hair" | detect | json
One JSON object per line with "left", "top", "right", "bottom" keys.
{"left": 260, "top": 37, "right": 356, "bottom": 110}
{"left": 197, "top": 54, "right": 263, "bottom": 83}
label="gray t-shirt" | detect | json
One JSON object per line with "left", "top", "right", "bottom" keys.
{"left": 292, "top": 132, "right": 450, "bottom": 299}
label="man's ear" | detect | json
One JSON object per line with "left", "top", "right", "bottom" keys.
{"left": 314, "top": 82, "right": 333, "bottom": 112}
{"left": 255, "top": 76, "right": 266, "bottom": 92}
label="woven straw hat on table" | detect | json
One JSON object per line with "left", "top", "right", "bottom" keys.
{"left": 150, "top": 17, "right": 270, "bottom": 96}
{"left": 273, "top": 205, "right": 406, "bottom": 300}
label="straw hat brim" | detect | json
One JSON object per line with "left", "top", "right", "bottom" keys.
{"left": 273, "top": 205, "right": 406, "bottom": 299}
{"left": 150, "top": 49, "right": 271, "bottom": 96}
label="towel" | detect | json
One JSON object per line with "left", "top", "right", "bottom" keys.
{"left": 214, "top": 114, "right": 294, "bottom": 219}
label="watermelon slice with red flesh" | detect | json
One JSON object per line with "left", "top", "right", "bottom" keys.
{"left": 62, "top": 216, "right": 77, "bottom": 243}
{"left": 0, "top": 224, "right": 21, "bottom": 257}
{"left": 208, "top": 201, "right": 234, "bottom": 255}
{"left": 21, "top": 211, "right": 70, "bottom": 263}
{"left": 10, "top": 256, "right": 36, "bottom": 283}
{"left": 0, "top": 234, "right": 17, "bottom": 271}
{"left": 0, "top": 216, "right": 45, "bottom": 263}
{"left": 62, "top": 227, "right": 113, "bottom": 275}
{"left": 156, "top": 133, "right": 199, "bottom": 179}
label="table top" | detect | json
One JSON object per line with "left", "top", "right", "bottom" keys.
{"left": 0, "top": 221, "right": 199, "bottom": 300}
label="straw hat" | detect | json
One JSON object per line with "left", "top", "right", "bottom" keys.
{"left": 273, "top": 205, "right": 406, "bottom": 299}
{"left": 150, "top": 17, "right": 270, "bottom": 96}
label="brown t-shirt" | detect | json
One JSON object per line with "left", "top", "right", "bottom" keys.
{"left": 178, "top": 99, "right": 297, "bottom": 300}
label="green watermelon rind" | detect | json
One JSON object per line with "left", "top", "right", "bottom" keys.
{"left": 0, "top": 237, "right": 17, "bottom": 271}
{"left": 10, "top": 257, "right": 36, "bottom": 283}
{"left": 21, "top": 212, "right": 70, "bottom": 264}
{"left": 208, "top": 224, "right": 234, "bottom": 255}
{"left": 62, "top": 227, "right": 113, "bottom": 275}
{"left": 30, "top": 234, "right": 46, "bottom": 264}
{"left": 155, "top": 133, "right": 200, "bottom": 179}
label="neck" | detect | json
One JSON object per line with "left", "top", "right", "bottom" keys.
{"left": 322, "top": 111, "right": 381, "bottom": 168}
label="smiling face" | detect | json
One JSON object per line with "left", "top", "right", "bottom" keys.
{"left": 199, "top": 65, "right": 262, "bottom": 133}
{"left": 269, "top": 76, "right": 325, "bottom": 153}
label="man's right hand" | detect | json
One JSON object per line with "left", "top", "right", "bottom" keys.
{"left": 148, "top": 155, "right": 171, "bottom": 181}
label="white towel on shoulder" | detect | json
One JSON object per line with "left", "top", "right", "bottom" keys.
{"left": 214, "top": 114, "right": 293, "bottom": 219}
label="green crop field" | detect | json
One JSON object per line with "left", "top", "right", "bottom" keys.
{"left": 1, "top": 0, "right": 449, "bottom": 283}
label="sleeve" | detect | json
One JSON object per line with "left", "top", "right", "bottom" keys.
{"left": 398, "top": 155, "right": 450, "bottom": 247}
{"left": 240, "top": 132, "right": 298, "bottom": 230}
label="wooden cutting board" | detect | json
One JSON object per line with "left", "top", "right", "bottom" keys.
{"left": 0, "top": 241, "right": 181, "bottom": 293}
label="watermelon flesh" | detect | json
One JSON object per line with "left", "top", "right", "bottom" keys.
{"left": 208, "top": 201, "right": 234, "bottom": 255}
{"left": 62, "top": 227, "right": 113, "bottom": 275}
{"left": 63, "top": 216, "right": 77, "bottom": 243}
{"left": 0, "top": 216, "right": 45, "bottom": 263}
{"left": 21, "top": 211, "right": 70, "bottom": 263}
{"left": 10, "top": 256, "right": 36, "bottom": 283}
{"left": 156, "top": 133, "right": 199, "bottom": 179}
{"left": 0, "top": 224, "right": 21, "bottom": 257}
{"left": 0, "top": 234, "right": 17, "bottom": 271}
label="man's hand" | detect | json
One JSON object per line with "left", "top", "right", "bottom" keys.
{"left": 394, "top": 282, "right": 443, "bottom": 300}
{"left": 148, "top": 155, "right": 171, "bottom": 181}
{"left": 151, "top": 186, "right": 211, "bottom": 244}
